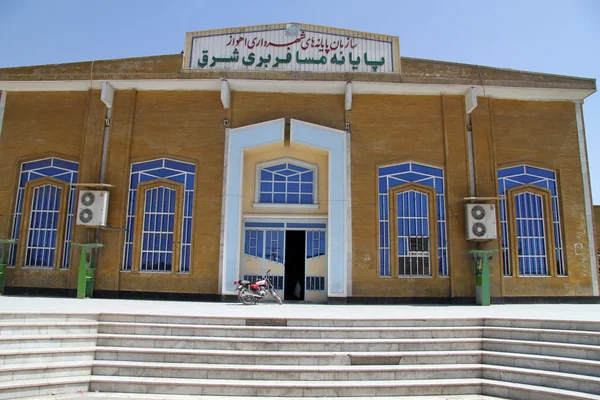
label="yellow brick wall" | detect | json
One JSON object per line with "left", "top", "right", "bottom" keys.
{"left": 0, "top": 89, "right": 594, "bottom": 298}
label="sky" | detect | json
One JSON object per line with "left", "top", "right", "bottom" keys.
{"left": 1, "top": 0, "right": 599, "bottom": 201}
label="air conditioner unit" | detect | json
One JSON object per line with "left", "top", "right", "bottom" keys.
{"left": 76, "top": 190, "right": 109, "bottom": 227}
{"left": 465, "top": 203, "right": 497, "bottom": 241}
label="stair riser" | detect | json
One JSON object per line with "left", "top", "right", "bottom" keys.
{"left": 94, "top": 351, "right": 481, "bottom": 365}
{"left": 98, "top": 326, "right": 483, "bottom": 339}
{"left": 91, "top": 382, "right": 481, "bottom": 397}
{"left": 483, "top": 369, "right": 600, "bottom": 395}
{"left": 483, "top": 354, "right": 600, "bottom": 376}
{"left": 0, "top": 339, "right": 96, "bottom": 350}
{"left": 0, "top": 383, "right": 89, "bottom": 400}
{"left": 92, "top": 366, "right": 481, "bottom": 381}
{"left": 485, "top": 319, "right": 600, "bottom": 332}
{"left": 484, "top": 330, "right": 600, "bottom": 346}
{"left": 482, "top": 384, "right": 598, "bottom": 400}
{"left": 97, "top": 338, "right": 481, "bottom": 352}
{"left": 484, "top": 343, "right": 600, "bottom": 361}
{"left": 99, "top": 316, "right": 482, "bottom": 328}
{"left": 0, "top": 367, "right": 91, "bottom": 382}
{"left": 0, "top": 326, "right": 97, "bottom": 336}
{"left": 0, "top": 352, "right": 95, "bottom": 365}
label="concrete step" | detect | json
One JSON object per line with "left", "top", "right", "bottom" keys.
{"left": 483, "top": 350, "right": 600, "bottom": 377}
{"left": 0, "top": 334, "right": 97, "bottom": 349}
{"left": 95, "top": 346, "right": 482, "bottom": 365}
{"left": 0, "top": 376, "right": 89, "bottom": 400}
{"left": 98, "top": 322, "right": 484, "bottom": 339}
{"left": 482, "top": 379, "right": 600, "bottom": 400}
{"left": 99, "top": 314, "right": 484, "bottom": 328}
{"left": 485, "top": 318, "right": 600, "bottom": 332}
{"left": 483, "top": 364, "right": 600, "bottom": 395}
{"left": 96, "top": 333, "right": 482, "bottom": 352}
{"left": 90, "top": 375, "right": 484, "bottom": 397}
{"left": 0, "top": 322, "right": 98, "bottom": 336}
{"left": 16, "top": 394, "right": 507, "bottom": 400}
{"left": 0, "top": 347, "right": 96, "bottom": 365}
{"left": 0, "top": 313, "right": 97, "bottom": 322}
{"left": 0, "top": 361, "right": 92, "bottom": 382}
{"left": 92, "top": 361, "right": 483, "bottom": 381}
{"left": 484, "top": 326, "right": 600, "bottom": 346}
{"left": 482, "top": 338, "right": 600, "bottom": 360}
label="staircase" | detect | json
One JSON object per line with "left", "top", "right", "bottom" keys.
{"left": 0, "top": 312, "right": 599, "bottom": 399}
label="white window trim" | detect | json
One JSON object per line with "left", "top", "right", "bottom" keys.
{"left": 254, "top": 157, "right": 319, "bottom": 208}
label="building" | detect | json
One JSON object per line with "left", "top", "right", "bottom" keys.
{"left": 0, "top": 23, "right": 597, "bottom": 303}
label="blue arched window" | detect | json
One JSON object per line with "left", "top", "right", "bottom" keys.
{"left": 123, "top": 158, "right": 195, "bottom": 273}
{"left": 9, "top": 157, "right": 79, "bottom": 268}
{"left": 256, "top": 159, "right": 316, "bottom": 205}
{"left": 378, "top": 162, "right": 447, "bottom": 277}
{"left": 498, "top": 165, "right": 564, "bottom": 276}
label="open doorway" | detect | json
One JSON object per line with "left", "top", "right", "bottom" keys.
{"left": 284, "top": 230, "right": 305, "bottom": 301}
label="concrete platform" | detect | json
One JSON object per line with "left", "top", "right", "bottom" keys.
{"left": 1, "top": 295, "right": 599, "bottom": 321}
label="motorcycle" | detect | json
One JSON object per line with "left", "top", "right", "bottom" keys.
{"left": 234, "top": 269, "right": 283, "bottom": 305}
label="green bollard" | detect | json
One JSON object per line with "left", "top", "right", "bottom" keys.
{"left": 72, "top": 243, "right": 104, "bottom": 299}
{"left": 468, "top": 249, "right": 498, "bottom": 306}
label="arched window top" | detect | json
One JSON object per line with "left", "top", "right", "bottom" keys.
{"left": 10, "top": 157, "right": 79, "bottom": 268}
{"left": 123, "top": 158, "right": 196, "bottom": 273}
{"left": 255, "top": 158, "right": 317, "bottom": 207}
{"left": 497, "top": 164, "right": 565, "bottom": 277}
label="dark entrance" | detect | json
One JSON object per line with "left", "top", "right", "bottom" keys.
{"left": 284, "top": 230, "right": 305, "bottom": 301}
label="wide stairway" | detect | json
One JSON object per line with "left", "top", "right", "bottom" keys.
{"left": 0, "top": 312, "right": 599, "bottom": 399}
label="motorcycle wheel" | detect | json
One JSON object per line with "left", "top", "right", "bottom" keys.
{"left": 238, "top": 288, "right": 255, "bottom": 305}
{"left": 270, "top": 290, "right": 283, "bottom": 305}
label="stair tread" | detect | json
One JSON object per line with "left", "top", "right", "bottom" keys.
{"left": 0, "top": 346, "right": 96, "bottom": 355}
{"left": 96, "top": 345, "right": 481, "bottom": 356}
{"left": 0, "top": 360, "right": 93, "bottom": 372}
{"left": 484, "top": 326, "right": 600, "bottom": 336}
{"left": 0, "top": 334, "right": 97, "bottom": 341}
{"left": 92, "top": 375, "right": 483, "bottom": 387}
{"left": 98, "top": 321, "right": 484, "bottom": 331}
{"left": 482, "top": 337, "right": 600, "bottom": 350}
{"left": 482, "top": 379, "right": 600, "bottom": 399}
{"left": 483, "top": 350, "right": 600, "bottom": 366}
{"left": 93, "top": 360, "right": 483, "bottom": 371}
{"left": 97, "top": 333, "right": 481, "bottom": 343}
{"left": 485, "top": 364, "right": 600, "bottom": 382}
{"left": 0, "top": 375, "right": 90, "bottom": 390}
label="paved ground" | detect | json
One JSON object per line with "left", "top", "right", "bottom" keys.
{"left": 1, "top": 295, "right": 599, "bottom": 321}
{"left": 25, "top": 394, "right": 505, "bottom": 400}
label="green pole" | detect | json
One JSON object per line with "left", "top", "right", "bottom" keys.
{"left": 468, "top": 249, "right": 498, "bottom": 306}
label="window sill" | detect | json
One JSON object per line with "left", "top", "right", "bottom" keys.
{"left": 252, "top": 203, "right": 320, "bottom": 210}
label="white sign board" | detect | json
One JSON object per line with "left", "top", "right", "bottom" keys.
{"left": 189, "top": 25, "right": 395, "bottom": 73}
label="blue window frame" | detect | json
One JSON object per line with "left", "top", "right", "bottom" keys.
{"left": 378, "top": 162, "right": 447, "bottom": 277}
{"left": 306, "top": 231, "right": 326, "bottom": 258}
{"left": 497, "top": 165, "right": 564, "bottom": 276}
{"left": 9, "top": 158, "right": 79, "bottom": 268}
{"left": 140, "top": 186, "right": 176, "bottom": 272}
{"left": 258, "top": 160, "right": 315, "bottom": 205}
{"left": 123, "top": 158, "right": 195, "bottom": 272}
{"left": 244, "top": 229, "right": 284, "bottom": 264}
{"left": 396, "top": 190, "right": 430, "bottom": 276}
{"left": 305, "top": 276, "right": 326, "bottom": 291}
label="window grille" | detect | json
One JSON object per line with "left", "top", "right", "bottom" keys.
{"left": 306, "top": 231, "right": 326, "bottom": 258}
{"left": 244, "top": 229, "right": 284, "bottom": 264}
{"left": 139, "top": 186, "right": 176, "bottom": 272}
{"left": 123, "top": 158, "right": 195, "bottom": 272}
{"left": 24, "top": 185, "right": 61, "bottom": 268}
{"left": 378, "top": 163, "right": 447, "bottom": 277}
{"left": 305, "top": 276, "right": 326, "bottom": 291}
{"left": 258, "top": 162, "right": 314, "bottom": 204}
{"left": 397, "top": 190, "right": 430, "bottom": 276}
{"left": 514, "top": 192, "right": 548, "bottom": 275}
{"left": 10, "top": 158, "right": 78, "bottom": 268}
{"left": 497, "top": 165, "right": 564, "bottom": 276}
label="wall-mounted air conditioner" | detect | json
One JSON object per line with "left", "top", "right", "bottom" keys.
{"left": 76, "top": 190, "right": 109, "bottom": 227}
{"left": 465, "top": 203, "right": 497, "bottom": 241}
